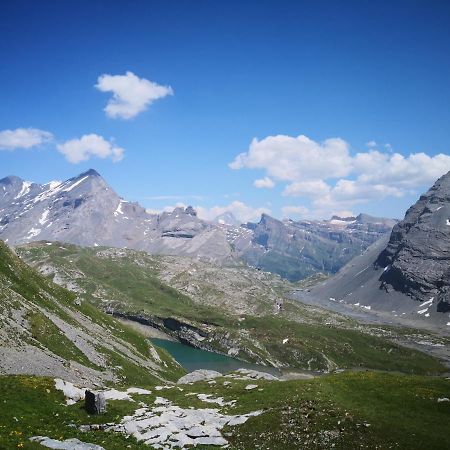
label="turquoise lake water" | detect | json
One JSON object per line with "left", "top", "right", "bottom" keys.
{"left": 151, "top": 338, "right": 280, "bottom": 376}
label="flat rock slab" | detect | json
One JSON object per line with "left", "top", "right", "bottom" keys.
{"left": 30, "top": 436, "right": 105, "bottom": 450}
{"left": 107, "top": 397, "right": 263, "bottom": 449}
{"left": 177, "top": 369, "right": 222, "bottom": 384}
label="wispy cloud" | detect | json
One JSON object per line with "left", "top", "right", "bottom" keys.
{"left": 0, "top": 128, "right": 53, "bottom": 150}
{"left": 95, "top": 71, "right": 173, "bottom": 119}
{"left": 57, "top": 134, "right": 124, "bottom": 164}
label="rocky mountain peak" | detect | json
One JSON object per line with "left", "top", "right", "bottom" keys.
{"left": 377, "top": 173, "right": 450, "bottom": 311}
{"left": 330, "top": 215, "right": 356, "bottom": 222}
{"left": 77, "top": 168, "right": 101, "bottom": 178}
{"left": 0, "top": 175, "right": 24, "bottom": 186}
{"left": 185, "top": 206, "right": 197, "bottom": 216}
{"left": 259, "top": 213, "right": 282, "bottom": 227}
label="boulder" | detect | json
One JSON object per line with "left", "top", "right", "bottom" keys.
{"left": 84, "top": 390, "right": 106, "bottom": 414}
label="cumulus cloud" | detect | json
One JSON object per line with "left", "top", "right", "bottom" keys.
{"left": 353, "top": 151, "right": 450, "bottom": 189}
{"left": 0, "top": 128, "right": 53, "bottom": 150}
{"left": 283, "top": 179, "right": 330, "bottom": 197}
{"left": 95, "top": 71, "right": 173, "bottom": 119}
{"left": 253, "top": 177, "right": 275, "bottom": 188}
{"left": 230, "top": 135, "right": 352, "bottom": 181}
{"left": 57, "top": 134, "right": 124, "bottom": 164}
{"left": 196, "top": 201, "right": 270, "bottom": 223}
{"left": 231, "top": 132, "right": 450, "bottom": 217}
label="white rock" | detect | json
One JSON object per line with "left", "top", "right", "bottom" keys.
{"left": 177, "top": 369, "right": 222, "bottom": 384}
{"left": 245, "top": 384, "right": 258, "bottom": 390}
{"left": 54, "top": 379, "right": 85, "bottom": 405}
{"left": 30, "top": 436, "right": 105, "bottom": 450}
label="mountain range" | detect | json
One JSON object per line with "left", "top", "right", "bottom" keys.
{"left": 0, "top": 169, "right": 395, "bottom": 281}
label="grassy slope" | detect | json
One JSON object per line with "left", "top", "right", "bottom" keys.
{"left": 17, "top": 242, "right": 448, "bottom": 375}
{"left": 0, "top": 241, "right": 184, "bottom": 385}
{"left": 0, "top": 373, "right": 448, "bottom": 449}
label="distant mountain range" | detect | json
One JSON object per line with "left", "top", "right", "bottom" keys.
{"left": 0, "top": 169, "right": 395, "bottom": 281}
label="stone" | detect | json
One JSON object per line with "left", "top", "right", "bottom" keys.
{"left": 84, "top": 390, "right": 106, "bottom": 414}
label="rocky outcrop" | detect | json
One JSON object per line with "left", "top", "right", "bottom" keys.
{"left": 377, "top": 171, "right": 450, "bottom": 309}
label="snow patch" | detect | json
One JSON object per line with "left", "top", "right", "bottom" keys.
{"left": 15, "top": 181, "right": 32, "bottom": 199}
{"left": 64, "top": 176, "right": 89, "bottom": 192}
{"left": 39, "top": 209, "right": 50, "bottom": 225}
{"left": 27, "top": 227, "right": 41, "bottom": 238}
{"left": 419, "top": 298, "right": 434, "bottom": 307}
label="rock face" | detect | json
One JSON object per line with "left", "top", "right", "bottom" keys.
{"left": 377, "top": 171, "right": 450, "bottom": 311}
{"left": 85, "top": 390, "right": 106, "bottom": 414}
{"left": 301, "top": 173, "right": 450, "bottom": 331}
{"left": 0, "top": 169, "right": 394, "bottom": 281}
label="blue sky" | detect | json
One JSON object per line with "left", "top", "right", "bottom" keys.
{"left": 1, "top": 0, "right": 450, "bottom": 221}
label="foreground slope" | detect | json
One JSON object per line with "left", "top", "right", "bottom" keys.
{"left": 1, "top": 372, "right": 449, "bottom": 450}
{"left": 0, "top": 240, "right": 183, "bottom": 386}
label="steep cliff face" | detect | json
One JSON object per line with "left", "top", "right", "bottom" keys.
{"left": 377, "top": 171, "right": 450, "bottom": 312}
{"left": 234, "top": 213, "right": 394, "bottom": 281}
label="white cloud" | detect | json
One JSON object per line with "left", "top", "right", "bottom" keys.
{"left": 283, "top": 179, "right": 330, "bottom": 197}
{"left": 231, "top": 132, "right": 450, "bottom": 218}
{"left": 353, "top": 151, "right": 450, "bottom": 189}
{"left": 281, "top": 205, "right": 309, "bottom": 218}
{"left": 196, "top": 201, "right": 270, "bottom": 223}
{"left": 230, "top": 134, "right": 352, "bottom": 181}
{"left": 253, "top": 177, "right": 275, "bottom": 188}
{"left": 0, "top": 128, "right": 53, "bottom": 150}
{"left": 96, "top": 71, "right": 173, "bottom": 119}
{"left": 57, "top": 134, "right": 124, "bottom": 164}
